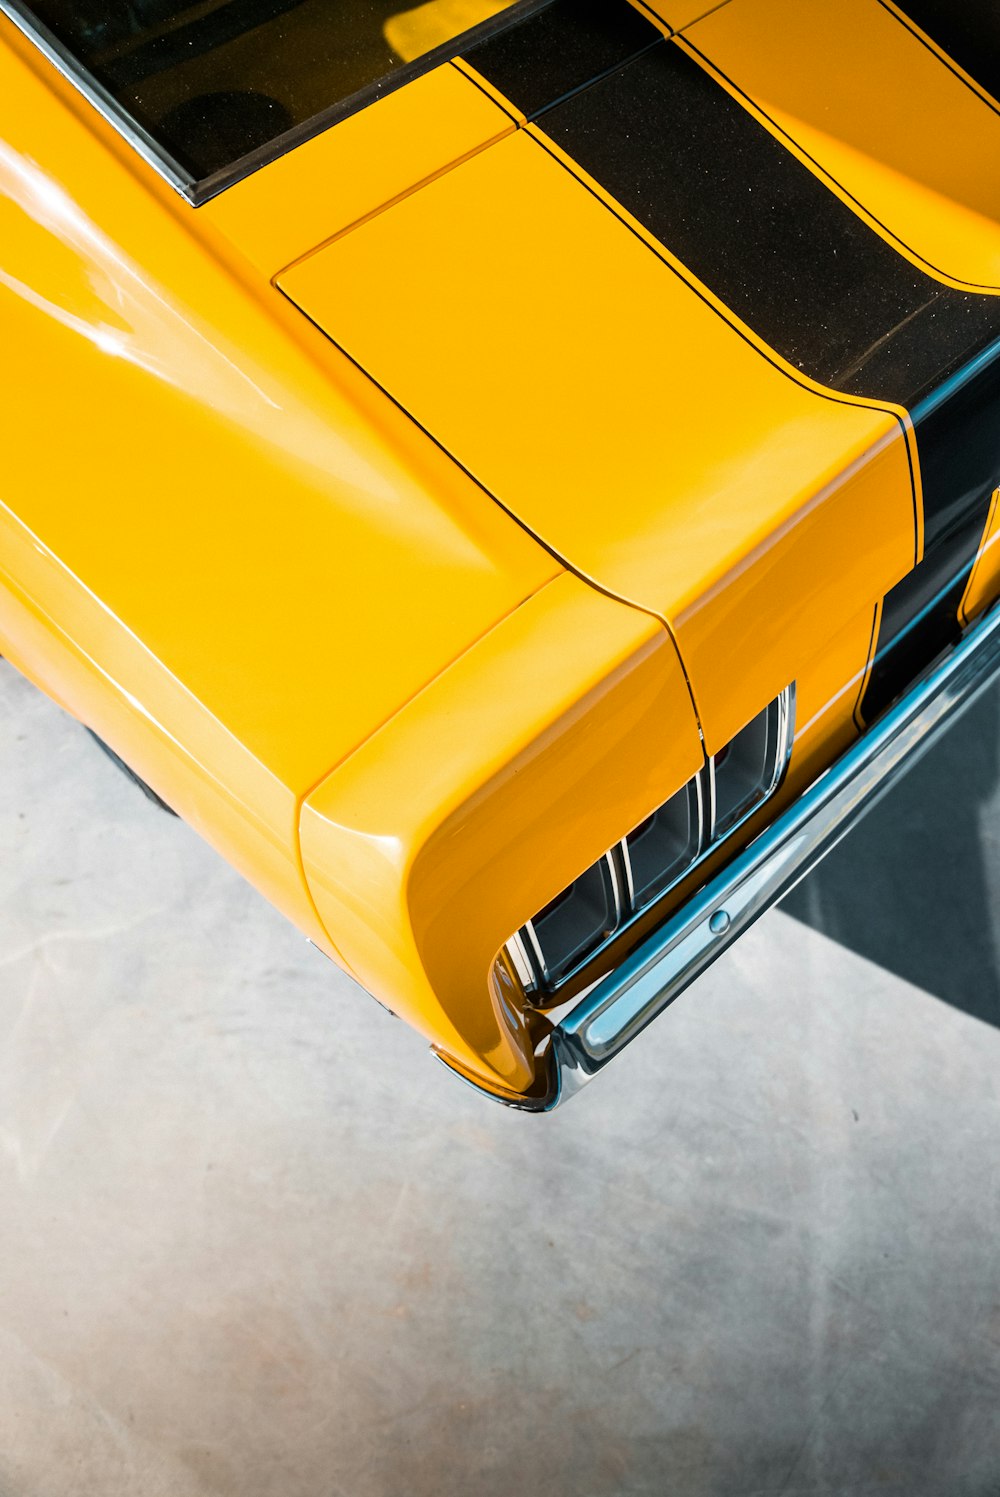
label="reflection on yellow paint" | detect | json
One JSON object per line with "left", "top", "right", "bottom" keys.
{"left": 385, "top": 0, "right": 512, "bottom": 61}
{"left": 689, "top": 0, "right": 1000, "bottom": 289}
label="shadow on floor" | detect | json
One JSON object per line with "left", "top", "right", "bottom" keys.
{"left": 781, "top": 686, "right": 1000, "bottom": 1028}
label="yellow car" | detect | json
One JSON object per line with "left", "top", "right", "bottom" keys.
{"left": 2, "top": 0, "right": 1000, "bottom": 1109}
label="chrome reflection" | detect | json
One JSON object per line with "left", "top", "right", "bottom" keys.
{"left": 0, "top": 1, "right": 192, "bottom": 195}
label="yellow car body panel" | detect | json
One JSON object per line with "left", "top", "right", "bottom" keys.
{"left": 279, "top": 126, "right": 916, "bottom": 750}
{"left": 639, "top": 0, "right": 721, "bottom": 34}
{"left": 0, "top": 18, "right": 558, "bottom": 953}
{"left": 202, "top": 62, "right": 519, "bottom": 280}
{"left": 301, "top": 573, "right": 702, "bottom": 1098}
{"left": 963, "top": 487, "right": 1000, "bottom": 624}
{"left": 3, "top": 0, "right": 1000, "bottom": 1103}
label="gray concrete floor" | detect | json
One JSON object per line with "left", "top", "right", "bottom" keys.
{"left": 1, "top": 656, "right": 999, "bottom": 1497}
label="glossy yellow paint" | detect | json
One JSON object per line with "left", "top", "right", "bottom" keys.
{"left": 795, "top": 603, "right": 878, "bottom": 779}
{"left": 202, "top": 62, "right": 517, "bottom": 279}
{"left": 639, "top": 0, "right": 728, "bottom": 34}
{"left": 962, "top": 489, "right": 1000, "bottom": 625}
{"left": 385, "top": 0, "right": 512, "bottom": 60}
{"left": 0, "top": 19, "right": 556, "bottom": 953}
{"left": 879, "top": 0, "right": 1000, "bottom": 111}
{"left": 280, "top": 125, "right": 916, "bottom": 750}
{"left": 0, "top": 0, "right": 933, "bottom": 1103}
{"left": 300, "top": 573, "right": 702, "bottom": 1098}
{"left": 686, "top": 0, "right": 1000, "bottom": 291}
{"left": 541, "top": 591, "right": 880, "bottom": 1010}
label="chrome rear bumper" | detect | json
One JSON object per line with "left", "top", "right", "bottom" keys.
{"left": 511, "top": 602, "right": 1000, "bottom": 1110}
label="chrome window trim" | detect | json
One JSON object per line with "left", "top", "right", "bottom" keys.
{"left": 0, "top": 0, "right": 195, "bottom": 197}
{"left": 0, "top": 0, "right": 549, "bottom": 204}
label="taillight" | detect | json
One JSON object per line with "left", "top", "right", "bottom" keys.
{"left": 623, "top": 776, "right": 703, "bottom": 907}
{"left": 710, "top": 691, "right": 791, "bottom": 838}
{"left": 519, "top": 855, "right": 622, "bottom": 989}
{"left": 505, "top": 686, "right": 793, "bottom": 994}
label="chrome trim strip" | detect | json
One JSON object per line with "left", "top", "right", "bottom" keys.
{"left": 604, "top": 848, "right": 625, "bottom": 925}
{"left": 771, "top": 683, "right": 796, "bottom": 796}
{"left": 692, "top": 768, "right": 707, "bottom": 858}
{"left": 521, "top": 918, "right": 547, "bottom": 986}
{"left": 505, "top": 931, "right": 536, "bottom": 991}
{"left": 618, "top": 837, "right": 636, "bottom": 909}
{"left": 0, "top": 0, "right": 553, "bottom": 204}
{"left": 0, "top": 0, "right": 194, "bottom": 198}
{"left": 703, "top": 755, "right": 718, "bottom": 842}
{"left": 539, "top": 612, "right": 1000, "bottom": 1109}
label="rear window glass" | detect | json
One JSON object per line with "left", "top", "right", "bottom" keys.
{"left": 12, "top": 0, "right": 519, "bottom": 188}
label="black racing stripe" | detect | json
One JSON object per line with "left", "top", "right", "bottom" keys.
{"left": 463, "top": 0, "right": 661, "bottom": 119}
{"left": 541, "top": 43, "right": 1000, "bottom": 424}
{"left": 535, "top": 38, "right": 1000, "bottom": 719}
{"left": 910, "top": 344, "right": 1000, "bottom": 553}
{"left": 860, "top": 346, "right": 1000, "bottom": 717}
{"left": 891, "top": 0, "right": 1000, "bottom": 106}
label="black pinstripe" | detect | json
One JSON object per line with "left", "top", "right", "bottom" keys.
{"left": 468, "top": 25, "right": 1000, "bottom": 721}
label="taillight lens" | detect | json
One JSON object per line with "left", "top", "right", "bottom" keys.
{"left": 522, "top": 855, "right": 621, "bottom": 989}
{"left": 624, "top": 778, "right": 702, "bottom": 906}
{"left": 506, "top": 686, "right": 793, "bottom": 994}
{"left": 711, "top": 692, "right": 790, "bottom": 838}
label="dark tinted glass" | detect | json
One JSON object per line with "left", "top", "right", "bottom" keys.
{"left": 20, "top": 0, "right": 517, "bottom": 180}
